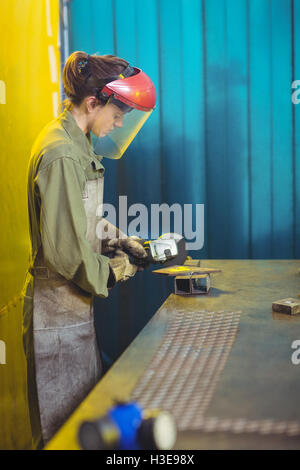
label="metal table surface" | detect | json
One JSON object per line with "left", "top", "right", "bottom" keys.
{"left": 46, "top": 260, "right": 300, "bottom": 450}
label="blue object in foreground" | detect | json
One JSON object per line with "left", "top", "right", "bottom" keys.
{"left": 109, "top": 402, "right": 143, "bottom": 450}
{"left": 78, "top": 401, "right": 177, "bottom": 450}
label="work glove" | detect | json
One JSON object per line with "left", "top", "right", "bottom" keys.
{"left": 98, "top": 219, "right": 127, "bottom": 251}
{"left": 103, "top": 236, "right": 147, "bottom": 259}
{"left": 107, "top": 249, "right": 138, "bottom": 287}
{"left": 98, "top": 219, "right": 149, "bottom": 271}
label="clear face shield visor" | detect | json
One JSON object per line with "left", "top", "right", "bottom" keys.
{"left": 92, "top": 98, "right": 153, "bottom": 159}
{"left": 91, "top": 67, "right": 156, "bottom": 159}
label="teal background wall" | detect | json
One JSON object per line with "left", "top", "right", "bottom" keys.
{"left": 68, "top": 0, "right": 300, "bottom": 363}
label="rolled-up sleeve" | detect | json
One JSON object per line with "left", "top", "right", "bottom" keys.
{"left": 36, "top": 156, "right": 110, "bottom": 298}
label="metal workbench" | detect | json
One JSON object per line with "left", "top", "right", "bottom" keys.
{"left": 46, "top": 260, "right": 300, "bottom": 450}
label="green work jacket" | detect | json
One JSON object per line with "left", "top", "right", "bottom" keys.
{"left": 27, "top": 108, "right": 110, "bottom": 298}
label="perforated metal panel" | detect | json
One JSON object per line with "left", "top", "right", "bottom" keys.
{"left": 131, "top": 309, "right": 300, "bottom": 437}
{"left": 184, "top": 416, "right": 300, "bottom": 436}
{"left": 131, "top": 309, "right": 241, "bottom": 430}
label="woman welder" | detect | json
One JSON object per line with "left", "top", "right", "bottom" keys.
{"left": 22, "top": 51, "right": 156, "bottom": 449}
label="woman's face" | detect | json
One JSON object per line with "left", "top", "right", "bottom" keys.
{"left": 90, "top": 102, "right": 125, "bottom": 138}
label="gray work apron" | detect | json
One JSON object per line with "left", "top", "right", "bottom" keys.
{"left": 32, "top": 175, "right": 104, "bottom": 445}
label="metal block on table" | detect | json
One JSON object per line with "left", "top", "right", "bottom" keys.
{"left": 272, "top": 298, "right": 300, "bottom": 315}
{"left": 174, "top": 274, "right": 210, "bottom": 295}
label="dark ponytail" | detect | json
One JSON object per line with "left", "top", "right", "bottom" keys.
{"left": 62, "top": 51, "right": 129, "bottom": 109}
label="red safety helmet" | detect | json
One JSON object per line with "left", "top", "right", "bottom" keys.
{"left": 100, "top": 67, "right": 156, "bottom": 112}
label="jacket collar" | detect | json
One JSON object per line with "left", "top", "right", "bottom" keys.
{"left": 60, "top": 109, "right": 104, "bottom": 171}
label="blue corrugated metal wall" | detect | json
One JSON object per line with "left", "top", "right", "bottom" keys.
{"left": 68, "top": 0, "right": 300, "bottom": 361}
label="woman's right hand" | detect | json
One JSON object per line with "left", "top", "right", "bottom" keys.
{"left": 108, "top": 249, "right": 138, "bottom": 286}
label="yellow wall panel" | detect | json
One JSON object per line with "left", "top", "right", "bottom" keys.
{"left": 0, "top": 0, "right": 60, "bottom": 449}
